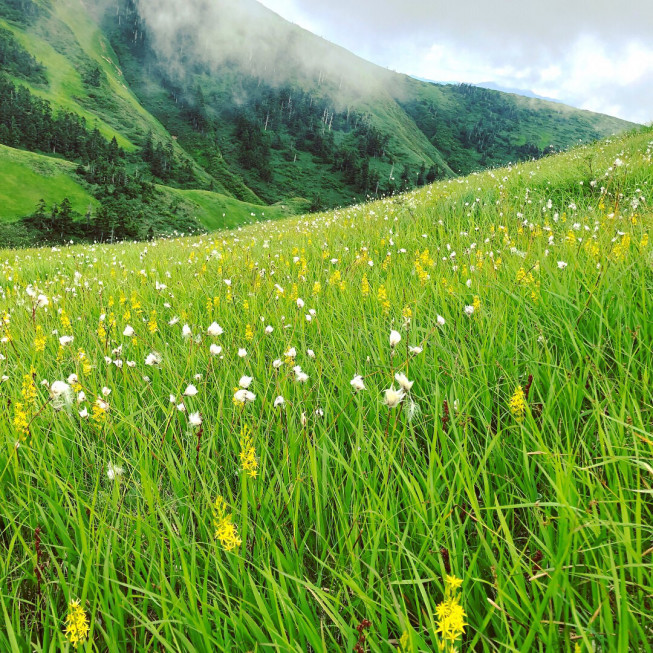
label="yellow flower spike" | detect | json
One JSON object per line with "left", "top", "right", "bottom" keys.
{"left": 212, "top": 496, "right": 242, "bottom": 551}
{"left": 245, "top": 323, "right": 254, "bottom": 342}
{"left": 361, "top": 274, "right": 370, "bottom": 297}
{"left": 377, "top": 284, "right": 390, "bottom": 314}
{"left": 34, "top": 325, "right": 46, "bottom": 353}
{"left": 13, "top": 403, "right": 29, "bottom": 440}
{"left": 509, "top": 385, "right": 527, "bottom": 422}
{"left": 445, "top": 575, "right": 463, "bottom": 592}
{"left": 239, "top": 425, "right": 258, "bottom": 479}
{"left": 64, "top": 599, "right": 89, "bottom": 648}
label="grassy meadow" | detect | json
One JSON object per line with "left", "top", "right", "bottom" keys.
{"left": 0, "top": 127, "right": 651, "bottom": 651}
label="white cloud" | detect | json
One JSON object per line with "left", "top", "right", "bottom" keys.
{"left": 258, "top": 0, "right": 653, "bottom": 124}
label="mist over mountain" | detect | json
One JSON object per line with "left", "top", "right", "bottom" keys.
{"left": 131, "top": 0, "right": 386, "bottom": 102}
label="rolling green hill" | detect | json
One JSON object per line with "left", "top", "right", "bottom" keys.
{"left": 0, "top": 144, "right": 96, "bottom": 220}
{"left": 0, "top": 121, "right": 650, "bottom": 652}
{"left": 0, "top": 0, "right": 639, "bottom": 245}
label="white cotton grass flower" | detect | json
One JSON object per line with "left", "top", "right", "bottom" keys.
{"left": 558, "top": 261, "right": 568, "bottom": 269}
{"left": 67, "top": 373, "right": 79, "bottom": 385}
{"left": 168, "top": 316, "right": 180, "bottom": 326}
{"left": 407, "top": 398, "right": 420, "bottom": 422}
{"left": 239, "top": 375, "right": 253, "bottom": 389}
{"left": 50, "top": 381, "right": 73, "bottom": 410}
{"left": 272, "top": 359, "right": 283, "bottom": 369}
{"left": 389, "top": 330, "right": 402, "bottom": 347}
{"left": 297, "top": 298, "right": 305, "bottom": 308}
{"left": 350, "top": 375, "right": 366, "bottom": 391}
{"left": 437, "top": 315, "right": 446, "bottom": 326}
{"left": 265, "top": 325, "right": 274, "bottom": 334}
{"left": 210, "top": 344, "right": 222, "bottom": 356}
{"left": 79, "top": 407, "right": 88, "bottom": 418}
{"left": 284, "top": 347, "right": 297, "bottom": 358}
{"left": 145, "top": 352, "right": 162, "bottom": 366}
{"left": 101, "top": 386, "right": 111, "bottom": 397}
{"left": 123, "top": 325, "right": 135, "bottom": 337}
{"left": 238, "top": 348, "right": 247, "bottom": 358}
{"left": 464, "top": 305, "right": 474, "bottom": 316}
{"left": 293, "top": 366, "right": 309, "bottom": 383}
{"left": 307, "top": 349, "right": 315, "bottom": 358}
{"left": 384, "top": 386, "right": 405, "bottom": 408}
{"left": 234, "top": 389, "right": 256, "bottom": 404}
{"left": 77, "top": 391, "right": 86, "bottom": 403}
{"left": 394, "top": 373, "right": 414, "bottom": 392}
{"left": 408, "top": 346, "right": 423, "bottom": 355}
{"left": 107, "top": 462, "right": 124, "bottom": 481}
{"left": 183, "top": 384, "right": 198, "bottom": 397}
{"left": 182, "top": 324, "right": 192, "bottom": 338}
{"left": 59, "top": 335, "right": 74, "bottom": 347}
{"left": 274, "top": 395, "right": 285, "bottom": 407}
{"left": 36, "top": 294, "right": 49, "bottom": 309}
{"left": 188, "top": 412, "right": 202, "bottom": 427}
{"left": 95, "top": 398, "right": 110, "bottom": 412}
{"left": 207, "top": 322, "right": 224, "bottom": 336}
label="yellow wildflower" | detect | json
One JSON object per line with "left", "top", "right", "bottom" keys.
{"left": 361, "top": 274, "right": 370, "bottom": 297}
{"left": 13, "top": 402, "right": 29, "bottom": 440}
{"left": 34, "top": 326, "right": 46, "bottom": 353}
{"left": 377, "top": 284, "right": 390, "bottom": 314}
{"left": 434, "top": 575, "right": 466, "bottom": 650}
{"left": 239, "top": 425, "right": 258, "bottom": 478}
{"left": 64, "top": 599, "right": 89, "bottom": 648}
{"left": 509, "top": 385, "right": 527, "bottom": 422}
{"left": 245, "top": 323, "right": 254, "bottom": 342}
{"left": 212, "top": 496, "right": 242, "bottom": 551}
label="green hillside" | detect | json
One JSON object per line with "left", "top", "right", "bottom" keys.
{"left": 0, "top": 124, "right": 650, "bottom": 652}
{"left": 0, "top": 0, "right": 640, "bottom": 244}
{"left": 0, "top": 144, "right": 96, "bottom": 220}
{"left": 0, "top": 140, "right": 295, "bottom": 247}
{"left": 103, "top": 0, "right": 636, "bottom": 204}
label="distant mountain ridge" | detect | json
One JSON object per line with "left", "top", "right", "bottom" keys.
{"left": 411, "top": 76, "right": 563, "bottom": 103}
{"left": 0, "top": 0, "right": 639, "bottom": 244}
{"left": 475, "top": 82, "right": 562, "bottom": 104}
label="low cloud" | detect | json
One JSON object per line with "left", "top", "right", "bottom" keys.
{"left": 259, "top": 0, "right": 653, "bottom": 123}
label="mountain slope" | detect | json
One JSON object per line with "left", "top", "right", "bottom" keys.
{"left": 103, "top": 0, "right": 635, "bottom": 200}
{"left": 0, "top": 124, "right": 650, "bottom": 651}
{"left": 0, "top": 0, "right": 639, "bottom": 242}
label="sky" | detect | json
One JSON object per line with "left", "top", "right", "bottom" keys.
{"left": 257, "top": 0, "right": 653, "bottom": 124}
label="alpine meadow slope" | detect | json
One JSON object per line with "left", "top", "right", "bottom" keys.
{"left": 0, "top": 121, "right": 651, "bottom": 650}
{"left": 0, "top": 0, "right": 639, "bottom": 246}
